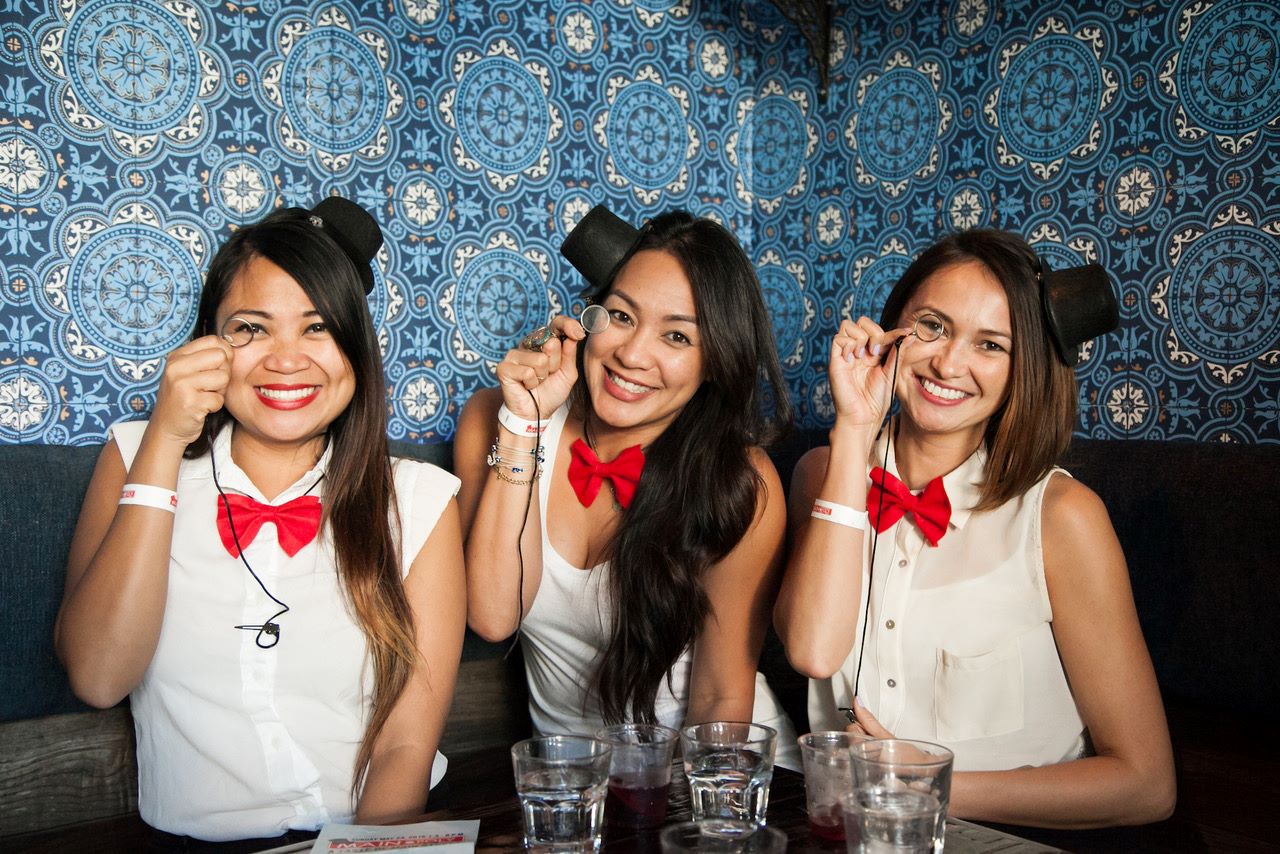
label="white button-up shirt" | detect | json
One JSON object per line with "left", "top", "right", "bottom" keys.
{"left": 809, "top": 438, "right": 1086, "bottom": 771}
{"left": 111, "top": 420, "right": 458, "bottom": 840}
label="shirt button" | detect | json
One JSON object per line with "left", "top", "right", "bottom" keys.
{"left": 886, "top": 619, "right": 896, "bottom": 629}
{"left": 898, "top": 559, "right": 908, "bottom": 568}
{"left": 887, "top": 679, "right": 897, "bottom": 688}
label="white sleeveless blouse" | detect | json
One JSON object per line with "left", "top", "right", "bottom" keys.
{"left": 808, "top": 438, "right": 1086, "bottom": 772}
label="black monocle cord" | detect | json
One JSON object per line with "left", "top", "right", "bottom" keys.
{"left": 209, "top": 433, "right": 321, "bottom": 649}
{"left": 506, "top": 387, "right": 541, "bottom": 658}
{"left": 850, "top": 342, "right": 904, "bottom": 701}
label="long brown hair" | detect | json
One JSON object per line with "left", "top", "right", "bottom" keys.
{"left": 571, "top": 210, "right": 792, "bottom": 724}
{"left": 880, "top": 229, "right": 1077, "bottom": 509}
{"left": 188, "top": 209, "right": 414, "bottom": 795}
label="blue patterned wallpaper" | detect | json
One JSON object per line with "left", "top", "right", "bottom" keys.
{"left": 1, "top": 0, "right": 1277, "bottom": 446}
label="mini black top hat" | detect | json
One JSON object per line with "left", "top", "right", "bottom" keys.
{"left": 560, "top": 205, "right": 642, "bottom": 296}
{"left": 310, "top": 196, "right": 383, "bottom": 295}
{"left": 1039, "top": 260, "right": 1119, "bottom": 365}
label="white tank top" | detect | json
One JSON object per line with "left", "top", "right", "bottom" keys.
{"left": 519, "top": 408, "right": 799, "bottom": 768}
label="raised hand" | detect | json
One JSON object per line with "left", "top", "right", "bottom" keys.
{"left": 151, "top": 335, "right": 233, "bottom": 446}
{"left": 828, "top": 317, "right": 913, "bottom": 431}
{"left": 495, "top": 314, "right": 587, "bottom": 420}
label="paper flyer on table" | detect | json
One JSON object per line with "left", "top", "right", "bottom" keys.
{"left": 309, "top": 819, "right": 479, "bottom": 852}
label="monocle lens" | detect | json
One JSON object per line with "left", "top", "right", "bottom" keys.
{"left": 220, "top": 316, "right": 256, "bottom": 348}
{"left": 913, "top": 313, "right": 945, "bottom": 343}
{"left": 580, "top": 303, "right": 610, "bottom": 335}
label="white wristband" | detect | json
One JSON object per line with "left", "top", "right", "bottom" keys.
{"left": 811, "top": 499, "right": 866, "bottom": 530}
{"left": 497, "top": 404, "right": 547, "bottom": 437}
{"left": 119, "top": 483, "right": 178, "bottom": 513}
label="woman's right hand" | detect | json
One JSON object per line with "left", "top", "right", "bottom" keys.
{"left": 827, "top": 317, "right": 912, "bottom": 430}
{"left": 150, "top": 335, "right": 233, "bottom": 446}
{"left": 495, "top": 315, "right": 587, "bottom": 419}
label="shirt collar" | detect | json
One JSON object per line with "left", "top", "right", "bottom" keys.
{"left": 875, "top": 426, "right": 987, "bottom": 534}
{"left": 209, "top": 424, "right": 332, "bottom": 504}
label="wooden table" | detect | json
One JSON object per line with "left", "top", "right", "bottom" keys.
{"left": 6, "top": 746, "right": 1065, "bottom": 852}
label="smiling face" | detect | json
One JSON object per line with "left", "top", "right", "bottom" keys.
{"left": 217, "top": 254, "right": 356, "bottom": 458}
{"left": 583, "top": 249, "right": 705, "bottom": 446}
{"left": 894, "top": 259, "right": 1013, "bottom": 448}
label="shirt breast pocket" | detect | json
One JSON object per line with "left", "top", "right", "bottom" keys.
{"left": 933, "top": 634, "right": 1025, "bottom": 742}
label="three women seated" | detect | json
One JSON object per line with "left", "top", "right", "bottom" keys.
{"left": 56, "top": 198, "right": 1174, "bottom": 846}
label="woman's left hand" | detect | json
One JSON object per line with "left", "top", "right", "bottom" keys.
{"left": 846, "top": 697, "right": 895, "bottom": 739}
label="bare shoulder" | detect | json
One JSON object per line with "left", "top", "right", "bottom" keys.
{"left": 457, "top": 387, "right": 503, "bottom": 439}
{"left": 1041, "top": 471, "right": 1127, "bottom": 589}
{"left": 1043, "top": 470, "right": 1113, "bottom": 539}
{"left": 792, "top": 446, "right": 831, "bottom": 492}
{"left": 747, "top": 445, "right": 783, "bottom": 492}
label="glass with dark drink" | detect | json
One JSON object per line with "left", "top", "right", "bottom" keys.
{"left": 596, "top": 723, "right": 679, "bottom": 829}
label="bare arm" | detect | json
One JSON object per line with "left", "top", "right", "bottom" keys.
{"left": 850, "top": 475, "right": 1177, "bottom": 827}
{"left": 774, "top": 318, "right": 909, "bottom": 677}
{"left": 955, "top": 475, "right": 1175, "bottom": 826}
{"left": 684, "top": 449, "right": 786, "bottom": 725}
{"left": 457, "top": 387, "right": 546, "bottom": 642}
{"left": 356, "top": 499, "right": 467, "bottom": 822}
{"left": 460, "top": 317, "right": 585, "bottom": 642}
{"left": 55, "top": 337, "right": 231, "bottom": 707}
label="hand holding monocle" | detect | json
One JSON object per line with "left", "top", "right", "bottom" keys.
{"left": 496, "top": 307, "right": 609, "bottom": 423}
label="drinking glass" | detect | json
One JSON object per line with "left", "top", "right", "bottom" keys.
{"left": 511, "top": 735, "right": 613, "bottom": 852}
{"left": 659, "top": 819, "right": 787, "bottom": 852}
{"left": 680, "top": 722, "right": 777, "bottom": 826}
{"left": 595, "top": 723, "right": 678, "bottom": 829}
{"left": 843, "top": 739, "right": 953, "bottom": 854}
{"left": 798, "top": 731, "right": 865, "bottom": 843}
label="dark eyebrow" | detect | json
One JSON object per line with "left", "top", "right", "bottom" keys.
{"left": 223, "top": 309, "right": 323, "bottom": 319}
{"left": 917, "top": 306, "right": 1011, "bottom": 340}
{"left": 611, "top": 289, "right": 698, "bottom": 325}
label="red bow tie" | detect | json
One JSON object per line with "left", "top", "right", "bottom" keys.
{"left": 216, "top": 493, "right": 322, "bottom": 558}
{"left": 567, "top": 439, "right": 645, "bottom": 509}
{"left": 867, "top": 467, "right": 951, "bottom": 547}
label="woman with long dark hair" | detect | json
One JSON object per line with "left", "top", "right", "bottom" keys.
{"left": 56, "top": 199, "right": 465, "bottom": 845}
{"left": 775, "top": 229, "right": 1175, "bottom": 826}
{"left": 457, "top": 210, "right": 798, "bottom": 765}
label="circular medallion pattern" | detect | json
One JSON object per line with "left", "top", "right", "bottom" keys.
{"left": 850, "top": 254, "right": 910, "bottom": 321}
{"left": 282, "top": 28, "right": 387, "bottom": 153}
{"left": 396, "top": 175, "right": 445, "bottom": 231}
{"left": 0, "top": 367, "right": 57, "bottom": 441}
{"left": 855, "top": 68, "right": 940, "bottom": 181}
{"left": 608, "top": 81, "right": 688, "bottom": 188}
{"left": 68, "top": 225, "right": 200, "bottom": 359}
{"left": 758, "top": 265, "right": 804, "bottom": 359}
{"left": 1109, "top": 160, "right": 1159, "bottom": 220}
{"left": 998, "top": 36, "right": 1102, "bottom": 160}
{"left": 560, "top": 9, "right": 599, "bottom": 56}
{"left": 815, "top": 203, "right": 845, "bottom": 247}
{"left": 211, "top": 156, "right": 273, "bottom": 220}
{"left": 1169, "top": 226, "right": 1280, "bottom": 363}
{"left": 455, "top": 56, "right": 550, "bottom": 173}
{"left": 455, "top": 249, "right": 549, "bottom": 362}
{"left": 1177, "top": 0, "right": 1280, "bottom": 135}
{"left": 65, "top": 0, "right": 199, "bottom": 134}
{"left": 0, "top": 129, "right": 53, "bottom": 204}
{"left": 393, "top": 368, "right": 447, "bottom": 433}
{"left": 747, "top": 96, "right": 805, "bottom": 198}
